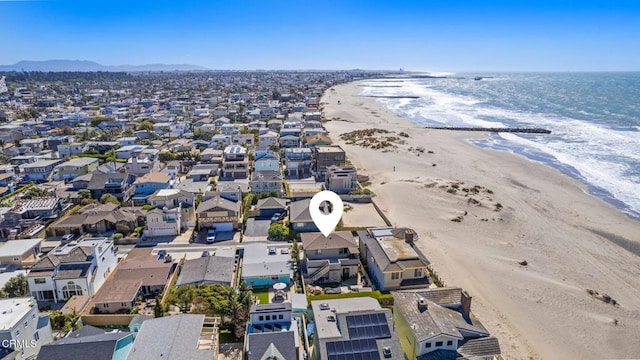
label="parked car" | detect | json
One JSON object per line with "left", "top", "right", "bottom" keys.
{"left": 206, "top": 229, "right": 217, "bottom": 243}
{"left": 270, "top": 213, "right": 282, "bottom": 223}
{"left": 268, "top": 247, "right": 277, "bottom": 255}
{"left": 280, "top": 248, "right": 289, "bottom": 254}
{"left": 61, "top": 234, "right": 75, "bottom": 242}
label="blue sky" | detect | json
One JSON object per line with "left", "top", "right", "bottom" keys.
{"left": 1, "top": 0, "right": 639, "bottom": 71}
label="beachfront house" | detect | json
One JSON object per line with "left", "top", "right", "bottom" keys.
{"left": 358, "top": 227, "right": 431, "bottom": 291}
{"left": 310, "top": 297, "right": 403, "bottom": 360}
{"left": 314, "top": 145, "right": 346, "bottom": 179}
{"left": 392, "top": 288, "right": 501, "bottom": 360}
{"left": 300, "top": 231, "right": 360, "bottom": 284}
{"left": 325, "top": 165, "right": 358, "bottom": 194}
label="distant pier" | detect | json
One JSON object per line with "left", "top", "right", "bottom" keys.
{"left": 425, "top": 126, "right": 552, "bottom": 134}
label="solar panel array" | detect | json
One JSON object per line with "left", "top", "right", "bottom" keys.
{"left": 326, "top": 338, "right": 379, "bottom": 360}
{"left": 346, "top": 313, "right": 392, "bottom": 340}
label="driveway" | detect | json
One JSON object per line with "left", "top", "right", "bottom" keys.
{"left": 244, "top": 219, "right": 271, "bottom": 237}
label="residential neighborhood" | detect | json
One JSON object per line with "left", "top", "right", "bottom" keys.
{"left": 0, "top": 71, "right": 502, "bottom": 360}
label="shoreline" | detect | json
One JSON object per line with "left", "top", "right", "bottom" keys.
{"left": 322, "top": 81, "right": 640, "bottom": 360}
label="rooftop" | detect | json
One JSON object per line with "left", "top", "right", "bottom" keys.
{"left": 56, "top": 157, "right": 99, "bottom": 167}
{"left": 0, "top": 297, "right": 36, "bottom": 329}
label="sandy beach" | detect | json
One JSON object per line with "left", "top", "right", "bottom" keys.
{"left": 322, "top": 81, "right": 640, "bottom": 360}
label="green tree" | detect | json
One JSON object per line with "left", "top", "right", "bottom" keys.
{"left": 100, "top": 193, "right": 120, "bottom": 206}
{"left": 137, "top": 120, "right": 154, "bottom": 131}
{"left": 291, "top": 240, "right": 300, "bottom": 265}
{"left": 2, "top": 274, "right": 28, "bottom": 297}
{"left": 21, "top": 187, "right": 50, "bottom": 199}
{"left": 154, "top": 297, "right": 164, "bottom": 318}
{"left": 49, "top": 310, "right": 80, "bottom": 332}
{"left": 268, "top": 223, "right": 290, "bottom": 240}
{"left": 78, "top": 189, "right": 92, "bottom": 199}
{"left": 90, "top": 116, "right": 113, "bottom": 127}
{"left": 168, "top": 285, "right": 195, "bottom": 313}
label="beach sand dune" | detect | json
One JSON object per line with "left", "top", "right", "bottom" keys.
{"left": 322, "top": 82, "right": 640, "bottom": 360}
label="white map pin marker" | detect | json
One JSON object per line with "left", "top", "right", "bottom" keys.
{"left": 309, "top": 190, "right": 344, "bottom": 237}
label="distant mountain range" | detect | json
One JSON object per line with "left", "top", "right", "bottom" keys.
{"left": 0, "top": 60, "right": 210, "bottom": 72}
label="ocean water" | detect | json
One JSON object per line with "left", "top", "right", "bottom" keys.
{"left": 360, "top": 73, "right": 640, "bottom": 220}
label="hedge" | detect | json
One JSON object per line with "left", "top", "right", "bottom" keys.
{"left": 307, "top": 290, "right": 393, "bottom": 306}
{"left": 0, "top": 182, "right": 35, "bottom": 202}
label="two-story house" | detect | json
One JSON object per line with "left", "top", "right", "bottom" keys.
{"left": 0, "top": 297, "right": 53, "bottom": 360}
{"left": 325, "top": 165, "right": 358, "bottom": 194}
{"left": 27, "top": 238, "right": 117, "bottom": 303}
{"left": 1, "top": 197, "right": 63, "bottom": 235}
{"left": 392, "top": 288, "right": 501, "bottom": 360}
{"left": 57, "top": 143, "right": 88, "bottom": 158}
{"left": 132, "top": 172, "right": 171, "bottom": 205}
{"left": 221, "top": 145, "right": 249, "bottom": 180}
{"left": 145, "top": 188, "right": 196, "bottom": 235}
{"left": 125, "top": 155, "right": 159, "bottom": 177}
{"left": 284, "top": 148, "right": 312, "bottom": 178}
{"left": 87, "top": 173, "right": 136, "bottom": 203}
{"left": 314, "top": 145, "right": 346, "bottom": 179}
{"left": 301, "top": 231, "right": 360, "bottom": 284}
{"left": 23, "top": 159, "right": 64, "bottom": 182}
{"left": 52, "top": 157, "right": 99, "bottom": 181}
{"left": 310, "top": 297, "right": 403, "bottom": 360}
{"left": 358, "top": 227, "right": 431, "bottom": 291}
{"left": 196, "top": 195, "right": 241, "bottom": 232}
{"left": 246, "top": 303, "right": 300, "bottom": 360}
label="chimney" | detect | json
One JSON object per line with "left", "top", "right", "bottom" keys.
{"left": 417, "top": 297, "right": 428, "bottom": 312}
{"left": 461, "top": 290, "right": 472, "bottom": 318}
{"left": 404, "top": 229, "right": 415, "bottom": 243}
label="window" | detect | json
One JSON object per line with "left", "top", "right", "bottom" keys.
{"left": 265, "top": 315, "right": 271, "bottom": 321}
{"left": 339, "top": 248, "right": 348, "bottom": 254}
{"left": 447, "top": 340, "right": 453, "bottom": 346}
{"left": 121, "top": 302, "right": 127, "bottom": 307}
{"left": 435, "top": 341, "right": 443, "bottom": 347}
{"left": 316, "top": 249, "right": 322, "bottom": 255}
{"left": 259, "top": 316, "right": 264, "bottom": 321}
{"left": 24, "top": 321, "right": 28, "bottom": 328}
{"left": 16, "top": 330, "right": 20, "bottom": 337}
{"left": 391, "top": 272, "right": 400, "bottom": 280}
{"left": 271, "top": 276, "right": 279, "bottom": 281}
{"left": 32, "top": 314, "right": 36, "bottom": 320}
{"left": 13, "top": 257, "right": 20, "bottom": 262}
{"left": 278, "top": 314, "right": 283, "bottom": 320}
{"left": 34, "top": 331, "right": 40, "bottom": 342}
{"left": 425, "top": 342, "right": 431, "bottom": 348}
{"left": 62, "top": 281, "right": 83, "bottom": 299}
{"left": 103, "top": 304, "right": 109, "bottom": 308}
{"left": 34, "top": 278, "right": 46, "bottom": 284}
{"left": 415, "top": 269, "right": 422, "bottom": 277}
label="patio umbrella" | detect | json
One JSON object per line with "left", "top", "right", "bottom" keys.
{"left": 273, "top": 282, "right": 287, "bottom": 291}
